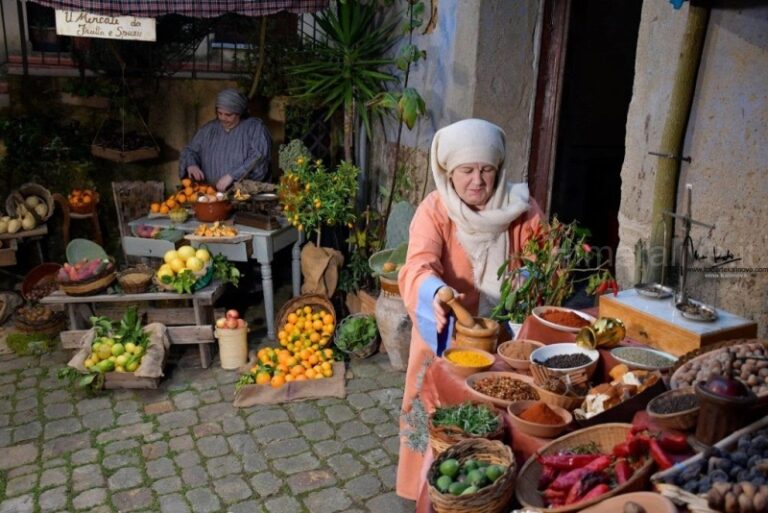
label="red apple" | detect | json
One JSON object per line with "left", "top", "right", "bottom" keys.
{"left": 236, "top": 319, "right": 246, "bottom": 329}
{"left": 226, "top": 318, "right": 239, "bottom": 329}
{"left": 226, "top": 309, "right": 240, "bottom": 320}
{"left": 215, "top": 318, "right": 227, "bottom": 329}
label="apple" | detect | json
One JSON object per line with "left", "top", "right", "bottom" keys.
{"left": 236, "top": 319, "right": 246, "bottom": 329}
{"left": 215, "top": 318, "right": 227, "bottom": 329}
{"left": 703, "top": 376, "right": 749, "bottom": 398}
{"left": 226, "top": 318, "right": 239, "bottom": 329}
{"left": 226, "top": 309, "right": 240, "bottom": 320}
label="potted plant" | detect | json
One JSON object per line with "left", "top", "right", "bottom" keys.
{"left": 338, "top": 208, "right": 382, "bottom": 314}
{"left": 334, "top": 313, "right": 379, "bottom": 359}
{"left": 491, "top": 218, "right": 615, "bottom": 333}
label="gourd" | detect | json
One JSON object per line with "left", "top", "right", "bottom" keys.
{"left": 7, "top": 219, "right": 21, "bottom": 233}
{"left": 21, "top": 213, "right": 36, "bottom": 231}
{"left": 34, "top": 203, "right": 48, "bottom": 218}
{"left": 0, "top": 219, "right": 7, "bottom": 234}
{"left": 24, "top": 196, "right": 41, "bottom": 209}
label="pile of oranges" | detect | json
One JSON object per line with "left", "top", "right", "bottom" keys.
{"left": 68, "top": 189, "right": 97, "bottom": 211}
{"left": 150, "top": 178, "right": 216, "bottom": 215}
{"left": 250, "top": 306, "right": 336, "bottom": 388}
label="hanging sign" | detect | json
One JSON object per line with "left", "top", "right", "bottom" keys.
{"left": 55, "top": 10, "right": 156, "bottom": 42}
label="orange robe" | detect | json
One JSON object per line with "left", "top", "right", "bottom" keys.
{"left": 395, "top": 190, "right": 542, "bottom": 500}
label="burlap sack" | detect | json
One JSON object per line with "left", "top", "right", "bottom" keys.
{"left": 300, "top": 242, "right": 344, "bottom": 296}
{"left": 67, "top": 323, "right": 170, "bottom": 378}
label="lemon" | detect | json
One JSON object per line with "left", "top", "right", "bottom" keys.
{"left": 195, "top": 248, "right": 211, "bottom": 263}
{"left": 97, "top": 345, "right": 112, "bottom": 360}
{"left": 133, "top": 346, "right": 144, "bottom": 357}
{"left": 115, "top": 354, "right": 128, "bottom": 366}
{"left": 84, "top": 358, "right": 94, "bottom": 368}
{"left": 170, "top": 258, "right": 186, "bottom": 273}
{"left": 158, "top": 264, "right": 173, "bottom": 275}
{"left": 163, "top": 250, "right": 179, "bottom": 264}
{"left": 157, "top": 267, "right": 174, "bottom": 281}
{"left": 125, "top": 342, "right": 137, "bottom": 354}
{"left": 185, "top": 256, "right": 204, "bottom": 272}
{"left": 126, "top": 361, "right": 139, "bottom": 372}
{"left": 111, "top": 343, "right": 125, "bottom": 357}
{"left": 115, "top": 366, "right": 125, "bottom": 373}
{"left": 177, "top": 245, "right": 196, "bottom": 261}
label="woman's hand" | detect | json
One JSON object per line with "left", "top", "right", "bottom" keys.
{"left": 186, "top": 165, "right": 204, "bottom": 182}
{"left": 216, "top": 174, "right": 234, "bottom": 192}
{"left": 433, "top": 289, "right": 464, "bottom": 333}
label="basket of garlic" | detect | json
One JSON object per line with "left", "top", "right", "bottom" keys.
{"left": 5, "top": 183, "right": 54, "bottom": 226}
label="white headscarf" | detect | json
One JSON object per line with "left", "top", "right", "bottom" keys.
{"left": 430, "top": 119, "right": 531, "bottom": 315}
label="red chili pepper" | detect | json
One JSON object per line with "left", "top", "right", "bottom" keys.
{"left": 649, "top": 438, "right": 673, "bottom": 470}
{"left": 614, "top": 459, "right": 633, "bottom": 484}
{"left": 579, "top": 483, "right": 611, "bottom": 502}
{"left": 538, "top": 454, "right": 602, "bottom": 470}
{"left": 657, "top": 432, "right": 689, "bottom": 453}
{"left": 542, "top": 487, "right": 567, "bottom": 506}
{"left": 565, "top": 481, "right": 582, "bottom": 505}
{"left": 595, "top": 282, "right": 608, "bottom": 295}
{"left": 631, "top": 419, "right": 649, "bottom": 434}
{"left": 627, "top": 435, "right": 650, "bottom": 457}
{"left": 549, "top": 455, "right": 612, "bottom": 490}
{"left": 538, "top": 464, "right": 560, "bottom": 490}
{"left": 613, "top": 441, "right": 631, "bottom": 458}
{"left": 609, "top": 280, "right": 619, "bottom": 296}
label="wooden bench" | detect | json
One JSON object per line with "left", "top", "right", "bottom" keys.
{"left": 41, "top": 281, "right": 224, "bottom": 368}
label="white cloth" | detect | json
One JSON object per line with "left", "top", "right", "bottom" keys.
{"left": 430, "top": 119, "right": 530, "bottom": 315}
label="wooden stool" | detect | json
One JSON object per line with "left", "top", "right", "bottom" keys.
{"left": 53, "top": 193, "right": 103, "bottom": 247}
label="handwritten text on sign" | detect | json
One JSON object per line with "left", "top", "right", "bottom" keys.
{"left": 55, "top": 10, "right": 156, "bottom": 42}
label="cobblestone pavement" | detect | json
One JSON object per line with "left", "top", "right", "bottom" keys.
{"left": 0, "top": 347, "right": 415, "bottom": 513}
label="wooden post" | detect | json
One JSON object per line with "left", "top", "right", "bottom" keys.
{"left": 647, "top": 5, "right": 710, "bottom": 284}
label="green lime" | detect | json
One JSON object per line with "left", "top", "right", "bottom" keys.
{"left": 435, "top": 475, "right": 452, "bottom": 493}
{"left": 485, "top": 464, "right": 506, "bottom": 482}
{"left": 462, "top": 459, "right": 478, "bottom": 472}
{"left": 111, "top": 343, "right": 125, "bottom": 357}
{"left": 467, "top": 469, "right": 487, "bottom": 487}
{"left": 460, "top": 485, "right": 478, "bottom": 496}
{"left": 448, "top": 482, "right": 469, "bottom": 496}
{"left": 439, "top": 458, "right": 460, "bottom": 478}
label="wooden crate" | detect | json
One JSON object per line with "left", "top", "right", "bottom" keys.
{"left": 600, "top": 290, "right": 758, "bottom": 356}
{"left": 60, "top": 325, "right": 215, "bottom": 349}
{"left": 0, "top": 239, "right": 17, "bottom": 267}
{"left": 104, "top": 372, "right": 161, "bottom": 389}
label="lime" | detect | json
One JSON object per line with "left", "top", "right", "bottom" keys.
{"left": 462, "top": 459, "right": 478, "bottom": 472}
{"left": 467, "top": 469, "right": 487, "bottom": 487}
{"left": 435, "top": 475, "right": 452, "bottom": 493}
{"left": 485, "top": 464, "right": 506, "bottom": 483}
{"left": 125, "top": 342, "right": 137, "bottom": 354}
{"left": 460, "top": 485, "right": 478, "bottom": 496}
{"left": 111, "top": 343, "right": 125, "bottom": 357}
{"left": 439, "top": 459, "right": 460, "bottom": 478}
{"left": 115, "top": 354, "right": 129, "bottom": 366}
{"left": 92, "top": 342, "right": 102, "bottom": 353}
{"left": 448, "top": 482, "right": 469, "bottom": 496}
{"left": 97, "top": 345, "right": 112, "bottom": 360}
{"left": 126, "top": 361, "right": 139, "bottom": 372}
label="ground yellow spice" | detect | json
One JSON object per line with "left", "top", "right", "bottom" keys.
{"left": 446, "top": 350, "right": 492, "bottom": 367}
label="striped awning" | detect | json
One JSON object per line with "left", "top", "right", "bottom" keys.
{"left": 28, "top": 0, "right": 329, "bottom": 18}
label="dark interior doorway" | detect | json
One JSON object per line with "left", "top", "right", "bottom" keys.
{"left": 548, "top": 0, "right": 643, "bottom": 267}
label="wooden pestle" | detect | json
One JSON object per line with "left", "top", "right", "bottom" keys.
{"left": 436, "top": 287, "right": 478, "bottom": 329}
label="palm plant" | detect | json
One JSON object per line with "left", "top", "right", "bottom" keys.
{"left": 289, "top": 0, "right": 399, "bottom": 162}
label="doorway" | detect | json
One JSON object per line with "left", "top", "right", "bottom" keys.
{"left": 533, "top": 0, "right": 643, "bottom": 265}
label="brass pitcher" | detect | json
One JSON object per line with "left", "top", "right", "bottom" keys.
{"left": 576, "top": 317, "right": 626, "bottom": 349}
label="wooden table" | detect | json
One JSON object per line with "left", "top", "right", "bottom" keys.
{"left": 41, "top": 281, "right": 224, "bottom": 368}
{"left": 124, "top": 216, "right": 302, "bottom": 341}
{"left": 0, "top": 225, "right": 47, "bottom": 265}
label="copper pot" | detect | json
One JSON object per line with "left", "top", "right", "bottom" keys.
{"left": 193, "top": 200, "right": 233, "bottom": 222}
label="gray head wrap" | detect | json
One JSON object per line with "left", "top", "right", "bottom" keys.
{"left": 215, "top": 88, "right": 248, "bottom": 115}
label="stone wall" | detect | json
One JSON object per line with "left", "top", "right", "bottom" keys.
{"left": 617, "top": 1, "right": 768, "bottom": 335}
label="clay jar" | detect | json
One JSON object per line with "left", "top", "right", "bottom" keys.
{"left": 454, "top": 317, "right": 500, "bottom": 354}
{"left": 694, "top": 382, "right": 757, "bottom": 446}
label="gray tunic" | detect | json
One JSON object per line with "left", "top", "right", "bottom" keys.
{"left": 179, "top": 117, "right": 271, "bottom": 184}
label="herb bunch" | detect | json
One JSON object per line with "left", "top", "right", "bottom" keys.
{"left": 431, "top": 403, "right": 500, "bottom": 437}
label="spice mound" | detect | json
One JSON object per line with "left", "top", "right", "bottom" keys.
{"left": 446, "top": 350, "right": 492, "bottom": 367}
{"left": 613, "top": 347, "right": 675, "bottom": 369}
{"left": 541, "top": 309, "right": 590, "bottom": 328}
{"left": 519, "top": 402, "right": 564, "bottom": 425}
{"left": 538, "top": 353, "right": 592, "bottom": 369}
{"left": 472, "top": 376, "right": 538, "bottom": 402}
{"left": 649, "top": 392, "right": 698, "bottom": 414}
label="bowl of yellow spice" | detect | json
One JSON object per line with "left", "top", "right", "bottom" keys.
{"left": 442, "top": 347, "right": 494, "bottom": 378}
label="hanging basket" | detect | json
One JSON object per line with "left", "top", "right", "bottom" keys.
{"left": 91, "top": 143, "right": 160, "bottom": 164}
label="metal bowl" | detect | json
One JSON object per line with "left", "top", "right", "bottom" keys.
{"left": 635, "top": 282, "right": 674, "bottom": 299}
{"left": 253, "top": 193, "right": 279, "bottom": 202}
{"left": 676, "top": 300, "right": 718, "bottom": 322}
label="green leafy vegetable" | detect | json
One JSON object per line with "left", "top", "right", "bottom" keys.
{"left": 334, "top": 314, "right": 378, "bottom": 353}
{"left": 431, "top": 403, "right": 500, "bottom": 437}
{"left": 212, "top": 254, "right": 240, "bottom": 287}
{"left": 161, "top": 268, "right": 199, "bottom": 294}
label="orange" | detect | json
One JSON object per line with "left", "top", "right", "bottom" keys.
{"left": 150, "top": 203, "right": 160, "bottom": 213}
{"left": 184, "top": 186, "right": 194, "bottom": 197}
{"left": 309, "top": 332, "right": 320, "bottom": 343}
{"left": 206, "top": 186, "right": 216, "bottom": 195}
{"left": 270, "top": 375, "right": 286, "bottom": 388}
{"left": 284, "top": 375, "right": 295, "bottom": 382}
{"left": 312, "top": 320, "right": 324, "bottom": 331}
{"left": 167, "top": 198, "right": 177, "bottom": 208}
{"left": 160, "top": 205, "right": 170, "bottom": 214}
{"left": 181, "top": 178, "right": 192, "bottom": 187}
{"left": 294, "top": 375, "right": 308, "bottom": 381}
{"left": 303, "top": 306, "right": 312, "bottom": 315}
{"left": 290, "top": 365, "right": 305, "bottom": 376}
{"left": 255, "top": 371, "right": 271, "bottom": 385}
{"left": 82, "top": 195, "right": 92, "bottom": 204}
{"left": 322, "top": 368, "right": 333, "bottom": 378}
{"left": 305, "top": 369, "right": 316, "bottom": 379}
{"left": 287, "top": 313, "right": 298, "bottom": 324}
{"left": 176, "top": 193, "right": 187, "bottom": 204}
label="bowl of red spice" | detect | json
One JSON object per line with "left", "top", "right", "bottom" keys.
{"left": 507, "top": 400, "right": 572, "bottom": 438}
{"left": 532, "top": 306, "right": 596, "bottom": 333}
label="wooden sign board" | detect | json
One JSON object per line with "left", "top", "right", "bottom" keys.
{"left": 600, "top": 290, "right": 758, "bottom": 356}
{"left": 55, "top": 10, "right": 156, "bottom": 42}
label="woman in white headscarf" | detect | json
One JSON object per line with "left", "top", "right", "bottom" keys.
{"left": 395, "top": 119, "right": 543, "bottom": 500}
{"left": 179, "top": 88, "right": 272, "bottom": 191}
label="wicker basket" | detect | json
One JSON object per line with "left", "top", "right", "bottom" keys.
{"left": 275, "top": 294, "right": 336, "bottom": 333}
{"left": 0, "top": 291, "right": 24, "bottom": 325}
{"left": 646, "top": 386, "right": 700, "bottom": 431}
{"left": 58, "top": 263, "right": 117, "bottom": 297}
{"left": 428, "top": 403, "right": 506, "bottom": 456}
{"left": 334, "top": 313, "right": 379, "bottom": 358}
{"left": 531, "top": 382, "right": 585, "bottom": 412}
{"left": 16, "top": 183, "right": 55, "bottom": 222}
{"left": 516, "top": 423, "right": 655, "bottom": 513}
{"left": 428, "top": 438, "right": 517, "bottom": 513}
{"left": 153, "top": 262, "right": 213, "bottom": 293}
{"left": 117, "top": 265, "right": 154, "bottom": 294}
{"left": 69, "top": 191, "right": 99, "bottom": 215}
{"left": 14, "top": 313, "right": 67, "bottom": 338}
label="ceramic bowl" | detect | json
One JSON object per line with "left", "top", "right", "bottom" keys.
{"left": 497, "top": 339, "right": 544, "bottom": 371}
{"left": 193, "top": 200, "right": 233, "bottom": 222}
{"left": 529, "top": 343, "right": 599, "bottom": 379}
{"left": 465, "top": 371, "right": 537, "bottom": 409}
{"left": 441, "top": 347, "right": 494, "bottom": 378}
{"left": 507, "top": 400, "right": 572, "bottom": 438}
{"left": 532, "top": 306, "right": 596, "bottom": 333}
{"left": 578, "top": 492, "right": 677, "bottom": 513}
